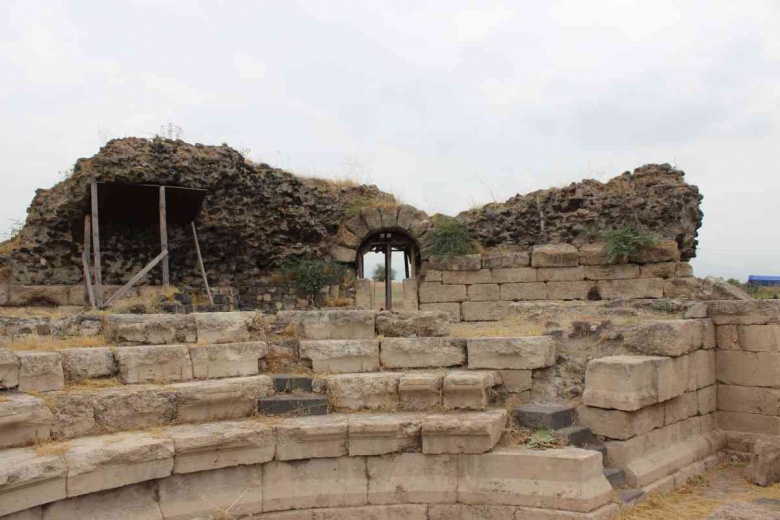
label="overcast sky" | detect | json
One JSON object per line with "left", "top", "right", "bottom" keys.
{"left": 1, "top": 1, "right": 778, "bottom": 280}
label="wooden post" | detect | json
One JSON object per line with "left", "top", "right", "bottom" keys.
{"left": 159, "top": 186, "right": 170, "bottom": 286}
{"left": 104, "top": 250, "right": 169, "bottom": 307}
{"left": 82, "top": 215, "right": 96, "bottom": 309}
{"left": 90, "top": 183, "right": 103, "bottom": 307}
{"left": 385, "top": 243, "right": 392, "bottom": 311}
{"left": 404, "top": 248, "right": 410, "bottom": 279}
{"left": 191, "top": 222, "right": 214, "bottom": 305}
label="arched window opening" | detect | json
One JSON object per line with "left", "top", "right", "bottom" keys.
{"left": 357, "top": 230, "right": 419, "bottom": 311}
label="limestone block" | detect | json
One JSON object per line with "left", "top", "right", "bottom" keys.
{"left": 375, "top": 311, "right": 450, "bottom": 337}
{"left": 716, "top": 411, "right": 780, "bottom": 435}
{"left": 531, "top": 244, "right": 579, "bottom": 268}
{"left": 331, "top": 244, "right": 357, "bottom": 263}
{"left": 739, "top": 324, "right": 780, "bottom": 352}
{"left": 167, "top": 421, "right": 275, "bottom": 474}
{"left": 717, "top": 385, "right": 780, "bottom": 416}
{"left": 0, "top": 394, "right": 53, "bottom": 448}
{"left": 467, "top": 336, "right": 556, "bottom": 370}
{"left": 0, "top": 448, "right": 66, "bottom": 517}
{"left": 171, "top": 376, "right": 274, "bottom": 422}
{"left": 348, "top": 414, "right": 423, "bottom": 456}
{"left": 188, "top": 340, "right": 267, "bottom": 379}
{"left": 716, "top": 324, "right": 740, "bottom": 350}
{"left": 689, "top": 349, "right": 716, "bottom": 390}
{"left": 367, "top": 453, "right": 457, "bottom": 504}
{"left": 498, "top": 369, "right": 532, "bottom": 393}
{"left": 1, "top": 507, "right": 43, "bottom": 520}
{"left": 345, "top": 215, "right": 370, "bottom": 239}
{"left": 114, "top": 344, "right": 193, "bottom": 384}
{"left": 59, "top": 347, "right": 116, "bottom": 383}
{"left": 377, "top": 206, "right": 399, "bottom": 228}
{"left": 419, "top": 283, "right": 468, "bottom": 304}
{"left": 716, "top": 351, "right": 779, "bottom": 388}
{"left": 43, "top": 482, "right": 162, "bottom": 520}
{"left": 0, "top": 348, "right": 20, "bottom": 389}
{"left": 577, "top": 404, "right": 664, "bottom": 440}
{"left": 468, "top": 283, "right": 500, "bottom": 301}
{"left": 538, "top": 267, "right": 585, "bottom": 282}
{"left": 311, "top": 504, "right": 429, "bottom": 520}
{"left": 192, "top": 311, "right": 253, "bottom": 344}
{"left": 596, "top": 278, "right": 664, "bottom": 299}
{"left": 398, "top": 372, "right": 443, "bottom": 411}
{"left": 578, "top": 243, "right": 611, "bottom": 266}
{"left": 17, "top": 351, "right": 64, "bottom": 392}
{"left": 422, "top": 410, "right": 506, "bottom": 454}
{"left": 623, "top": 320, "right": 703, "bottom": 357}
{"left": 6, "top": 285, "right": 70, "bottom": 307}
{"left": 656, "top": 354, "right": 690, "bottom": 403}
{"left": 697, "top": 385, "right": 717, "bottom": 415}
{"left": 461, "top": 301, "right": 513, "bottom": 321}
{"left": 442, "top": 371, "right": 500, "bottom": 410}
{"left": 380, "top": 337, "right": 466, "bottom": 369}
{"left": 336, "top": 226, "right": 361, "bottom": 248}
{"left": 639, "top": 262, "right": 677, "bottom": 279}
{"left": 491, "top": 267, "right": 537, "bottom": 284}
{"left": 499, "top": 282, "right": 548, "bottom": 301}
{"left": 275, "top": 310, "right": 376, "bottom": 340}
{"left": 428, "top": 255, "right": 482, "bottom": 271}
{"left": 395, "top": 205, "right": 418, "bottom": 231}
{"left": 424, "top": 270, "right": 443, "bottom": 282}
{"left": 458, "top": 447, "right": 613, "bottom": 512}
{"left": 707, "top": 300, "right": 780, "bottom": 325}
{"left": 327, "top": 373, "right": 399, "bottom": 410}
{"left": 300, "top": 339, "right": 379, "bottom": 373}
{"left": 360, "top": 207, "right": 383, "bottom": 229}
{"left": 442, "top": 269, "right": 492, "bottom": 285}
{"left": 262, "top": 457, "right": 368, "bottom": 512}
{"left": 664, "top": 392, "right": 698, "bottom": 425}
{"left": 547, "top": 281, "right": 596, "bottom": 301}
{"left": 107, "top": 314, "right": 196, "bottom": 345}
{"left": 676, "top": 263, "right": 694, "bottom": 277}
{"left": 93, "top": 386, "right": 177, "bottom": 432}
{"left": 419, "top": 303, "right": 461, "bottom": 322}
{"left": 632, "top": 241, "right": 680, "bottom": 263}
{"left": 482, "top": 252, "right": 530, "bottom": 269}
{"left": 65, "top": 432, "right": 174, "bottom": 496}
{"left": 49, "top": 392, "right": 97, "bottom": 439}
{"left": 749, "top": 438, "right": 780, "bottom": 486}
{"left": 275, "top": 415, "right": 348, "bottom": 460}
{"left": 585, "top": 264, "right": 639, "bottom": 280}
{"left": 702, "top": 319, "right": 716, "bottom": 350}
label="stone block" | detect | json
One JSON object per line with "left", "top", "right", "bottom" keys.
{"left": 345, "top": 215, "right": 370, "bottom": 239}
{"left": 93, "top": 386, "right": 176, "bottom": 432}
{"left": 275, "top": 310, "right": 376, "bottom": 340}
{"left": 367, "top": 453, "right": 457, "bottom": 504}
{"left": 491, "top": 267, "right": 537, "bottom": 284}
{"left": 664, "top": 392, "right": 698, "bottom": 425}
{"left": 656, "top": 354, "right": 690, "bottom": 403}
{"left": 498, "top": 369, "right": 532, "bottom": 393}
{"left": 0, "top": 448, "right": 66, "bottom": 517}
{"left": 458, "top": 447, "right": 613, "bottom": 512}
{"left": 300, "top": 339, "right": 379, "bottom": 373}
{"left": 262, "top": 457, "right": 368, "bottom": 512}
{"left": 0, "top": 348, "right": 20, "bottom": 390}
{"left": 578, "top": 404, "right": 663, "bottom": 440}
{"left": 59, "top": 347, "right": 116, "bottom": 383}
{"left": 380, "top": 337, "right": 466, "bottom": 368}
{"left": 596, "top": 278, "right": 664, "bottom": 299}
{"left": 689, "top": 349, "right": 716, "bottom": 390}
{"left": 273, "top": 374, "right": 314, "bottom": 393}
{"left": 6, "top": 285, "right": 70, "bottom": 307}
{"left": 707, "top": 300, "right": 780, "bottom": 325}
{"left": 716, "top": 324, "right": 739, "bottom": 349}
{"left": 188, "top": 341, "right": 267, "bottom": 379}
{"left": 419, "top": 283, "right": 468, "bottom": 303}
{"left": 442, "top": 371, "right": 500, "bottom": 410}
{"left": 716, "top": 411, "right": 780, "bottom": 435}
{"left": 114, "top": 344, "right": 193, "bottom": 384}
{"left": 348, "top": 414, "right": 423, "bottom": 456}
{"left": 336, "top": 226, "right": 361, "bottom": 248}
{"left": 578, "top": 243, "right": 611, "bottom": 266}
{"left": 676, "top": 263, "right": 694, "bottom": 277}
{"left": 424, "top": 270, "right": 443, "bottom": 282}
{"left": 43, "top": 482, "right": 162, "bottom": 520}
{"left": 193, "top": 311, "right": 253, "bottom": 344}
{"left": 259, "top": 395, "right": 329, "bottom": 416}
{"left": 716, "top": 351, "right": 779, "bottom": 388}
{"left": 172, "top": 376, "right": 274, "bottom": 422}
{"left": 107, "top": 314, "right": 196, "bottom": 345}
{"left": 375, "top": 311, "right": 450, "bottom": 337}
{"left": 639, "top": 262, "right": 677, "bottom": 279}
{"left": 275, "top": 415, "right": 348, "bottom": 460}
{"left": 158, "top": 465, "right": 263, "bottom": 520}
{"left": 749, "top": 438, "right": 780, "bottom": 486}
{"left": 547, "top": 281, "right": 596, "bottom": 300}
{"left": 585, "top": 264, "right": 639, "bottom": 280}
{"left": 697, "top": 385, "right": 717, "bottom": 415}
{"left": 461, "top": 301, "right": 513, "bottom": 321}
{"left": 399, "top": 372, "right": 443, "bottom": 411}
{"left": 0, "top": 394, "right": 53, "bottom": 448}
{"left": 467, "top": 336, "right": 556, "bottom": 370}
{"left": 330, "top": 244, "right": 357, "bottom": 263}
{"left": 623, "top": 320, "right": 703, "bottom": 357}
{"left": 65, "top": 432, "right": 174, "bottom": 496}
{"left": 378, "top": 206, "right": 399, "bottom": 228}
{"left": 468, "top": 283, "right": 500, "bottom": 301}
{"left": 632, "top": 241, "right": 680, "bottom": 263}
{"left": 717, "top": 385, "right": 780, "bottom": 416}
{"left": 702, "top": 319, "right": 716, "bottom": 350}
{"left": 531, "top": 244, "right": 580, "bottom": 268}
{"left": 482, "top": 252, "right": 530, "bottom": 269}
{"left": 422, "top": 410, "right": 506, "bottom": 454}
{"left": 167, "top": 421, "right": 275, "bottom": 474}
{"left": 538, "top": 267, "right": 586, "bottom": 282}
{"left": 327, "top": 373, "right": 399, "bottom": 410}
{"left": 17, "top": 351, "right": 64, "bottom": 392}
{"left": 739, "top": 324, "right": 780, "bottom": 352}
{"left": 443, "top": 269, "right": 492, "bottom": 285}
{"left": 514, "top": 404, "right": 575, "bottom": 430}
{"left": 395, "top": 205, "right": 418, "bottom": 231}
{"left": 499, "top": 282, "right": 548, "bottom": 301}
{"left": 48, "top": 392, "right": 97, "bottom": 440}
{"left": 310, "top": 505, "right": 429, "bottom": 520}
{"left": 419, "top": 303, "right": 461, "bottom": 322}
{"left": 428, "top": 255, "right": 482, "bottom": 271}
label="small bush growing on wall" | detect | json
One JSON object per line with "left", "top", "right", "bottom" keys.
{"left": 429, "top": 216, "right": 478, "bottom": 257}
{"left": 282, "top": 259, "right": 346, "bottom": 298}
{"left": 601, "top": 223, "right": 657, "bottom": 263}
{"left": 372, "top": 263, "right": 397, "bottom": 282}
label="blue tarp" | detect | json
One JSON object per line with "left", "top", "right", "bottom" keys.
{"left": 748, "top": 275, "right": 780, "bottom": 286}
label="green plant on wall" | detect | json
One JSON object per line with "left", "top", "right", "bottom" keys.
{"left": 372, "top": 263, "right": 397, "bottom": 282}
{"left": 601, "top": 223, "right": 657, "bottom": 263}
{"left": 282, "top": 259, "right": 346, "bottom": 298}
{"left": 429, "top": 216, "right": 478, "bottom": 257}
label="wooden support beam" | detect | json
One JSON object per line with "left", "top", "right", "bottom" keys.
{"left": 385, "top": 243, "right": 392, "bottom": 311}
{"left": 159, "top": 186, "right": 170, "bottom": 286}
{"left": 404, "top": 248, "right": 410, "bottom": 279}
{"left": 104, "top": 250, "right": 169, "bottom": 307}
{"left": 90, "top": 183, "right": 103, "bottom": 307}
{"left": 82, "top": 215, "right": 96, "bottom": 309}
{"left": 190, "top": 222, "right": 213, "bottom": 305}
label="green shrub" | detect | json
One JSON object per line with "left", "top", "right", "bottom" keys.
{"left": 526, "top": 427, "right": 560, "bottom": 450}
{"left": 282, "top": 259, "right": 346, "bottom": 298}
{"left": 429, "top": 217, "right": 477, "bottom": 257}
{"left": 372, "top": 263, "right": 397, "bottom": 282}
{"left": 601, "top": 224, "right": 657, "bottom": 263}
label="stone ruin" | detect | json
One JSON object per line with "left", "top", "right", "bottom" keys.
{"left": 0, "top": 138, "right": 777, "bottom": 520}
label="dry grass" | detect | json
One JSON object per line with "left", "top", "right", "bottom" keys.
{"left": 65, "top": 377, "right": 121, "bottom": 391}
{"left": 4, "top": 334, "right": 107, "bottom": 351}
{"left": 0, "top": 234, "right": 21, "bottom": 255}
{"left": 0, "top": 306, "right": 80, "bottom": 318}
{"left": 34, "top": 440, "right": 71, "bottom": 456}
{"left": 263, "top": 351, "right": 314, "bottom": 375}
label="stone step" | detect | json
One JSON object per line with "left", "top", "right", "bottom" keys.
{"left": 618, "top": 488, "right": 646, "bottom": 505}
{"left": 258, "top": 395, "right": 329, "bottom": 416}
{"left": 557, "top": 425, "right": 595, "bottom": 447}
{"left": 272, "top": 374, "right": 314, "bottom": 393}
{"left": 513, "top": 403, "right": 576, "bottom": 430}
{"left": 582, "top": 442, "right": 608, "bottom": 460}
{"left": 603, "top": 466, "right": 626, "bottom": 488}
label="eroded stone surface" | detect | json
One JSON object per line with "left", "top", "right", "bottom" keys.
{"left": 422, "top": 410, "right": 506, "bottom": 454}
{"left": 381, "top": 338, "right": 466, "bottom": 369}
{"left": 348, "top": 414, "right": 423, "bottom": 456}
{"left": 466, "top": 336, "right": 556, "bottom": 370}
{"left": 171, "top": 376, "right": 274, "bottom": 422}
{"left": 107, "top": 314, "right": 196, "bottom": 345}
{"left": 60, "top": 347, "right": 116, "bottom": 382}
{"left": 0, "top": 394, "right": 53, "bottom": 448}
{"left": 275, "top": 415, "right": 348, "bottom": 461}
{"left": 375, "top": 311, "right": 451, "bottom": 337}
{"left": 17, "top": 351, "right": 64, "bottom": 392}
{"left": 276, "top": 310, "right": 376, "bottom": 340}
{"left": 193, "top": 311, "right": 253, "bottom": 344}
{"left": 442, "top": 371, "right": 500, "bottom": 410}
{"left": 367, "top": 453, "right": 457, "bottom": 504}
{"left": 0, "top": 348, "right": 20, "bottom": 389}
{"left": 188, "top": 341, "right": 267, "bottom": 379}
{"left": 327, "top": 373, "right": 399, "bottom": 411}
{"left": 0, "top": 448, "right": 67, "bottom": 517}
{"left": 300, "top": 339, "right": 380, "bottom": 373}
{"left": 114, "top": 344, "right": 193, "bottom": 384}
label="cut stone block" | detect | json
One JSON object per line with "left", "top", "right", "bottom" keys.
{"left": 664, "top": 392, "right": 698, "bottom": 425}
{"left": 375, "top": 311, "right": 450, "bottom": 337}
{"left": 491, "top": 268, "right": 537, "bottom": 284}
{"left": 380, "top": 337, "right": 466, "bottom": 368}
{"left": 623, "top": 320, "right": 703, "bottom": 357}
{"left": 498, "top": 369, "right": 532, "bottom": 393}
{"left": 114, "top": 344, "right": 193, "bottom": 384}
{"left": 466, "top": 336, "right": 556, "bottom": 370}
{"left": 188, "top": 341, "right": 267, "bottom": 379}
{"left": 596, "top": 279, "right": 664, "bottom": 300}
{"left": 166, "top": 421, "right": 275, "bottom": 474}
{"left": 442, "top": 371, "right": 500, "bottom": 410}
{"left": 158, "top": 465, "right": 264, "bottom": 520}
{"left": 43, "top": 481, "right": 162, "bottom": 520}
{"left": 273, "top": 374, "right": 313, "bottom": 393}
{"left": 429, "top": 503, "right": 621, "bottom": 520}
{"left": 514, "top": 404, "right": 575, "bottom": 430}
{"left": 707, "top": 300, "right": 780, "bottom": 325}
{"left": 275, "top": 415, "right": 348, "bottom": 460}
{"left": 716, "top": 411, "right": 780, "bottom": 435}
{"left": 419, "top": 283, "right": 468, "bottom": 303}
{"left": 578, "top": 243, "right": 611, "bottom": 266}
{"left": 259, "top": 395, "right": 329, "bottom": 416}
{"left": 327, "top": 373, "right": 400, "bottom": 410}
{"left": 749, "top": 438, "right": 780, "bottom": 487}
{"left": 398, "top": 372, "right": 443, "bottom": 411}
{"left": 442, "top": 269, "right": 492, "bottom": 285}
{"left": 0, "top": 394, "right": 53, "bottom": 448}
{"left": 300, "top": 339, "right": 380, "bottom": 373}
{"left": 482, "top": 252, "right": 530, "bottom": 269}
{"left": 419, "top": 303, "right": 461, "bottom": 322}
{"left": 367, "top": 453, "right": 457, "bottom": 504}
{"left": 422, "top": 410, "right": 506, "bottom": 454}
{"left": 172, "top": 375, "right": 274, "bottom": 422}
{"left": 531, "top": 244, "right": 580, "bottom": 268}
{"left": 458, "top": 447, "right": 613, "bottom": 512}
{"left": 64, "top": 432, "right": 174, "bottom": 496}
{"left": 689, "top": 349, "right": 716, "bottom": 390}
{"left": 348, "top": 414, "right": 423, "bottom": 456}
{"left": 639, "top": 262, "right": 678, "bottom": 279}
{"left": 499, "top": 282, "right": 548, "bottom": 301}
{"left": 468, "top": 283, "right": 500, "bottom": 301}
{"left": 697, "top": 386, "right": 717, "bottom": 415}
{"left": 330, "top": 244, "right": 357, "bottom": 263}
{"left": 262, "top": 457, "right": 368, "bottom": 512}
{"left": 579, "top": 404, "right": 664, "bottom": 440}
{"left": 275, "top": 310, "right": 376, "bottom": 340}
{"left": 0, "top": 348, "right": 20, "bottom": 390}
{"left": 60, "top": 347, "right": 116, "bottom": 382}
{"left": 716, "top": 351, "right": 779, "bottom": 387}
{"left": 585, "top": 264, "right": 640, "bottom": 280}
{"left": 538, "top": 267, "right": 586, "bottom": 282}
{"left": 49, "top": 392, "right": 97, "bottom": 440}
{"left": 308, "top": 504, "right": 429, "bottom": 520}
{"left": 739, "top": 324, "right": 780, "bottom": 352}
{"left": 17, "top": 351, "right": 64, "bottom": 392}
{"left": 461, "top": 301, "right": 513, "bottom": 321}
{"left": 0, "top": 448, "right": 66, "bottom": 517}
{"left": 717, "top": 384, "right": 780, "bottom": 416}
{"left": 93, "top": 386, "right": 176, "bottom": 432}
{"left": 428, "top": 255, "right": 482, "bottom": 271}
{"left": 632, "top": 241, "right": 680, "bottom": 263}
{"left": 193, "top": 311, "right": 253, "bottom": 344}
{"left": 107, "top": 314, "right": 196, "bottom": 345}
{"left": 547, "top": 281, "right": 597, "bottom": 301}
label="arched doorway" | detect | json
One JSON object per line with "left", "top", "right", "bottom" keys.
{"left": 357, "top": 230, "right": 419, "bottom": 310}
